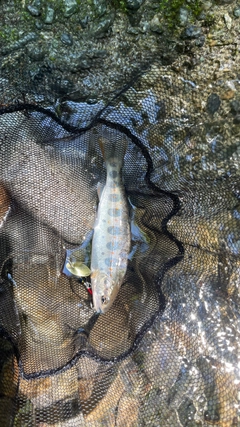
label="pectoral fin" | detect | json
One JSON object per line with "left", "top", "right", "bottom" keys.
{"left": 97, "top": 182, "right": 104, "bottom": 200}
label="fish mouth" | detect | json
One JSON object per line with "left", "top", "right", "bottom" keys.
{"left": 91, "top": 272, "right": 115, "bottom": 314}
{"left": 92, "top": 292, "right": 105, "bottom": 314}
{"left": 94, "top": 301, "right": 109, "bottom": 315}
{"left": 92, "top": 292, "right": 112, "bottom": 314}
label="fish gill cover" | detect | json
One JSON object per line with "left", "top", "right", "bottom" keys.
{"left": 0, "top": 52, "right": 239, "bottom": 426}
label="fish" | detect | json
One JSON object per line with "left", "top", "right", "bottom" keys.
{"left": 90, "top": 134, "right": 131, "bottom": 313}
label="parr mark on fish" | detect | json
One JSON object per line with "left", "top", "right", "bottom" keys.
{"left": 108, "top": 208, "right": 121, "bottom": 217}
{"left": 107, "top": 226, "right": 121, "bottom": 235}
{"left": 108, "top": 193, "right": 121, "bottom": 202}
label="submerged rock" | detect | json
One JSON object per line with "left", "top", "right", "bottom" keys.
{"left": 206, "top": 93, "right": 221, "bottom": 114}
{"left": 27, "top": 5, "right": 41, "bottom": 17}
{"left": 126, "top": 0, "right": 144, "bottom": 10}
{"left": 63, "top": 0, "right": 78, "bottom": 17}
{"left": 61, "top": 32, "right": 73, "bottom": 46}
{"left": 44, "top": 5, "right": 54, "bottom": 24}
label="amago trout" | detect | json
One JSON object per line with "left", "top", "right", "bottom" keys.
{"left": 90, "top": 135, "right": 131, "bottom": 313}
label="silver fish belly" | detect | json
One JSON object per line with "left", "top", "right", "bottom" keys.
{"left": 90, "top": 158, "right": 130, "bottom": 313}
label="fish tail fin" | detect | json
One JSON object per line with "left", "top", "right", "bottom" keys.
{"left": 98, "top": 131, "right": 128, "bottom": 166}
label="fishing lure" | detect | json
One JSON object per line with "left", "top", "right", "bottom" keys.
{"left": 65, "top": 260, "right": 91, "bottom": 278}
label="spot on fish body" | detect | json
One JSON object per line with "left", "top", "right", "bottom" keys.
{"left": 105, "top": 257, "right": 118, "bottom": 267}
{"left": 109, "top": 161, "right": 117, "bottom": 167}
{"left": 107, "top": 226, "right": 121, "bottom": 235}
{"left": 109, "top": 194, "right": 120, "bottom": 202}
{"left": 106, "top": 241, "right": 121, "bottom": 250}
{"left": 108, "top": 208, "right": 121, "bottom": 217}
{"left": 109, "top": 181, "right": 117, "bottom": 189}
{"left": 109, "top": 170, "right": 118, "bottom": 179}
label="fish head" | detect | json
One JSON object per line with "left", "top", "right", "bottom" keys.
{"left": 91, "top": 271, "right": 120, "bottom": 314}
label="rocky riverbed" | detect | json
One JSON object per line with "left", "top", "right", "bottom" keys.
{"left": 0, "top": 1, "right": 240, "bottom": 426}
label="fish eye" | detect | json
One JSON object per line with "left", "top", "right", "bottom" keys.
{"left": 101, "top": 296, "right": 108, "bottom": 305}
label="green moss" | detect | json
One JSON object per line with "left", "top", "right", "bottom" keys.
{"left": 49, "top": 55, "right": 57, "bottom": 62}
{"left": 132, "top": 350, "right": 145, "bottom": 370}
{"left": 159, "top": 0, "right": 203, "bottom": 30}
{"left": 109, "top": 0, "right": 128, "bottom": 13}
{"left": 203, "top": 12, "right": 215, "bottom": 27}
{"left": 0, "top": 27, "right": 19, "bottom": 43}
{"left": 13, "top": 399, "right": 35, "bottom": 427}
{"left": 21, "top": 10, "right": 33, "bottom": 22}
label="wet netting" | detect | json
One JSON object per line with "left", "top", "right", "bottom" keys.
{"left": 0, "top": 59, "right": 239, "bottom": 427}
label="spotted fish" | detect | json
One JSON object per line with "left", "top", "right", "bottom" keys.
{"left": 90, "top": 134, "right": 131, "bottom": 313}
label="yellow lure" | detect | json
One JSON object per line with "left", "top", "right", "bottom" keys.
{"left": 66, "top": 261, "right": 91, "bottom": 277}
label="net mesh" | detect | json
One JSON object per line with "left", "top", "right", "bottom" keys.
{"left": 0, "top": 57, "right": 239, "bottom": 426}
